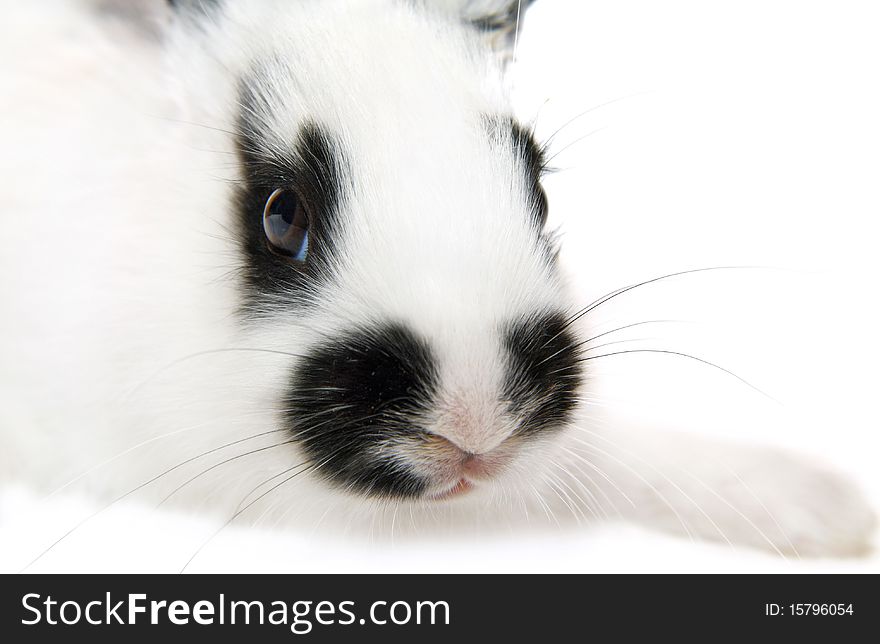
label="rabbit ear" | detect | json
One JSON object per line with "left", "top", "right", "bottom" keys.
{"left": 418, "top": 0, "right": 538, "bottom": 64}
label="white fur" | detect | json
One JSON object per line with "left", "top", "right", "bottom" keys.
{"left": 0, "top": 0, "right": 874, "bottom": 564}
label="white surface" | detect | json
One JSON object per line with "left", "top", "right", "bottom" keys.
{"left": 2, "top": 0, "right": 879, "bottom": 573}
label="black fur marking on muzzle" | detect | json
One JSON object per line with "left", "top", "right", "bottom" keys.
{"left": 284, "top": 323, "right": 439, "bottom": 499}
{"left": 502, "top": 311, "right": 582, "bottom": 437}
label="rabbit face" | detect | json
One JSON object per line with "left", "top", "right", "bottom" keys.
{"left": 208, "top": 4, "right": 582, "bottom": 499}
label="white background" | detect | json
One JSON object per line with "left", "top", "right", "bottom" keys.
{"left": 2, "top": 0, "right": 879, "bottom": 573}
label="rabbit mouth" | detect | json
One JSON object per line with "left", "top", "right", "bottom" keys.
{"left": 431, "top": 478, "right": 474, "bottom": 501}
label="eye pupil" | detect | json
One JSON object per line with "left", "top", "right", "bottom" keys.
{"left": 263, "top": 188, "right": 310, "bottom": 261}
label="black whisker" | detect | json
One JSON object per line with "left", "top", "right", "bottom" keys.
{"left": 152, "top": 115, "right": 238, "bottom": 138}
{"left": 179, "top": 461, "right": 316, "bottom": 573}
{"left": 125, "top": 347, "right": 308, "bottom": 401}
{"left": 578, "top": 337, "right": 652, "bottom": 354}
{"left": 562, "top": 266, "right": 768, "bottom": 335}
{"left": 20, "top": 428, "right": 287, "bottom": 571}
{"left": 179, "top": 441, "right": 361, "bottom": 572}
{"left": 542, "top": 126, "right": 606, "bottom": 167}
{"left": 541, "top": 92, "right": 651, "bottom": 149}
{"left": 575, "top": 319, "right": 678, "bottom": 349}
{"left": 577, "top": 348, "right": 776, "bottom": 401}
{"left": 157, "top": 439, "right": 298, "bottom": 507}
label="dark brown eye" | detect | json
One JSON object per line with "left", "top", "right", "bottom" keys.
{"left": 262, "top": 188, "right": 310, "bottom": 261}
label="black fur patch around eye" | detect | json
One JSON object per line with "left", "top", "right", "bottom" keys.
{"left": 234, "top": 77, "right": 349, "bottom": 318}
{"left": 284, "top": 323, "right": 439, "bottom": 499}
{"left": 502, "top": 312, "right": 582, "bottom": 437}
{"left": 486, "top": 115, "right": 549, "bottom": 229}
{"left": 509, "top": 119, "right": 550, "bottom": 228}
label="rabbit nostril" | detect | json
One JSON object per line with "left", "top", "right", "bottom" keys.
{"left": 461, "top": 454, "right": 485, "bottom": 476}
{"left": 425, "top": 434, "right": 511, "bottom": 480}
{"left": 461, "top": 450, "right": 508, "bottom": 479}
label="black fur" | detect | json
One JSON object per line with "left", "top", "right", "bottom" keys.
{"left": 502, "top": 312, "right": 582, "bottom": 437}
{"left": 486, "top": 115, "right": 549, "bottom": 229}
{"left": 285, "top": 314, "right": 581, "bottom": 499}
{"left": 508, "top": 118, "right": 549, "bottom": 228}
{"left": 236, "top": 66, "right": 352, "bottom": 316}
{"left": 235, "top": 77, "right": 349, "bottom": 317}
{"left": 284, "top": 323, "right": 440, "bottom": 498}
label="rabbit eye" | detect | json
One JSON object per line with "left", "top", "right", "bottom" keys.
{"left": 262, "top": 188, "right": 310, "bottom": 261}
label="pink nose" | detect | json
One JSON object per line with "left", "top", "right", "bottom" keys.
{"left": 429, "top": 435, "right": 510, "bottom": 480}
{"left": 460, "top": 451, "right": 502, "bottom": 479}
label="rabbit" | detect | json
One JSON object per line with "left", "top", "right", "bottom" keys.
{"left": 0, "top": 0, "right": 874, "bottom": 567}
